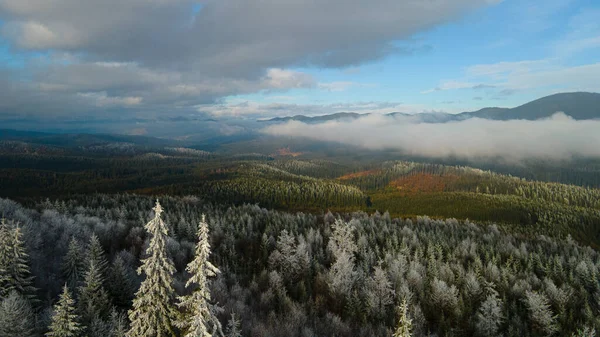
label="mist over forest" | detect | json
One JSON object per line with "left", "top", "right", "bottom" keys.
{"left": 1, "top": 0, "right": 600, "bottom": 336}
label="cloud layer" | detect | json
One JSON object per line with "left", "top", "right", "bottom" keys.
{"left": 0, "top": 0, "right": 495, "bottom": 118}
{"left": 262, "top": 113, "right": 600, "bottom": 161}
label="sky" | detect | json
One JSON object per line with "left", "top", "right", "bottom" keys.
{"left": 0, "top": 0, "right": 599, "bottom": 126}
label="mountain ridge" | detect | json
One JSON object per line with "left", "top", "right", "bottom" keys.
{"left": 262, "top": 92, "right": 600, "bottom": 123}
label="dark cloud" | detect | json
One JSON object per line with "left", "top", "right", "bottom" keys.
{"left": 0, "top": 0, "right": 497, "bottom": 118}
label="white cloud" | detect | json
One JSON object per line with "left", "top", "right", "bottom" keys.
{"left": 77, "top": 92, "right": 142, "bottom": 107}
{"left": 262, "top": 112, "right": 600, "bottom": 162}
{"left": 200, "top": 101, "right": 439, "bottom": 118}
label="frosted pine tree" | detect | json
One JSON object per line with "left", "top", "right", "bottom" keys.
{"left": 475, "top": 293, "right": 503, "bottom": 336}
{"left": 47, "top": 285, "right": 83, "bottom": 337}
{"left": 78, "top": 260, "right": 110, "bottom": 324}
{"left": 225, "top": 312, "right": 242, "bottom": 337}
{"left": 0, "top": 219, "right": 10, "bottom": 298}
{"left": 62, "top": 237, "right": 85, "bottom": 292}
{"left": 127, "top": 201, "right": 178, "bottom": 337}
{"left": 177, "top": 215, "right": 222, "bottom": 337}
{"left": 0, "top": 291, "right": 36, "bottom": 337}
{"left": 393, "top": 299, "right": 412, "bottom": 337}
{"left": 0, "top": 221, "right": 36, "bottom": 300}
{"left": 88, "top": 234, "right": 109, "bottom": 279}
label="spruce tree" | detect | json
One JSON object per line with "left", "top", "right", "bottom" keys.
{"left": 107, "top": 255, "right": 135, "bottom": 309}
{"left": 0, "top": 221, "right": 36, "bottom": 300}
{"left": 62, "top": 237, "right": 85, "bottom": 292}
{"left": 177, "top": 215, "right": 222, "bottom": 337}
{"left": 393, "top": 299, "right": 412, "bottom": 337}
{"left": 88, "top": 234, "right": 109, "bottom": 280}
{"left": 127, "top": 201, "right": 178, "bottom": 337}
{"left": 0, "top": 218, "right": 10, "bottom": 299}
{"left": 47, "top": 285, "right": 83, "bottom": 337}
{"left": 78, "top": 260, "right": 110, "bottom": 325}
{"left": 0, "top": 291, "right": 36, "bottom": 337}
{"left": 225, "top": 312, "right": 242, "bottom": 337}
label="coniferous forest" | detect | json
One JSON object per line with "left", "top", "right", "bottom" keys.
{"left": 0, "top": 134, "right": 599, "bottom": 336}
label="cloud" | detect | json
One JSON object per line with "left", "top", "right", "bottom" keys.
{"left": 200, "top": 101, "right": 435, "bottom": 118}
{"left": 0, "top": 0, "right": 494, "bottom": 73}
{"left": 422, "top": 81, "right": 497, "bottom": 94}
{"left": 426, "top": 59, "right": 600, "bottom": 98}
{"left": 0, "top": 0, "right": 497, "bottom": 118}
{"left": 262, "top": 112, "right": 600, "bottom": 162}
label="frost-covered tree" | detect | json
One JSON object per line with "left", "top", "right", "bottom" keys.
{"left": 108, "top": 309, "right": 129, "bottom": 337}
{"left": 365, "top": 265, "right": 394, "bottom": 318}
{"left": 62, "top": 238, "right": 85, "bottom": 292}
{"left": 0, "top": 218, "right": 11, "bottom": 298}
{"left": 127, "top": 201, "right": 178, "bottom": 337}
{"left": 107, "top": 255, "right": 136, "bottom": 309}
{"left": 88, "top": 234, "right": 109, "bottom": 280}
{"left": 0, "top": 291, "right": 36, "bottom": 337}
{"left": 393, "top": 298, "right": 412, "bottom": 337}
{"left": 475, "top": 293, "right": 503, "bottom": 336}
{"left": 0, "top": 221, "right": 36, "bottom": 299}
{"left": 79, "top": 260, "right": 110, "bottom": 325}
{"left": 524, "top": 290, "right": 558, "bottom": 335}
{"left": 327, "top": 220, "right": 357, "bottom": 296}
{"left": 177, "top": 215, "right": 222, "bottom": 337}
{"left": 225, "top": 312, "right": 242, "bottom": 337}
{"left": 47, "top": 285, "right": 83, "bottom": 337}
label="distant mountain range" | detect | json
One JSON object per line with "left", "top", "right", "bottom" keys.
{"left": 263, "top": 92, "right": 600, "bottom": 123}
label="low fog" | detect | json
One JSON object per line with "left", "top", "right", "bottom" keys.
{"left": 262, "top": 112, "right": 600, "bottom": 162}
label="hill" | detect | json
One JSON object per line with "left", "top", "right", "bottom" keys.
{"left": 264, "top": 92, "right": 600, "bottom": 123}
{"left": 460, "top": 92, "right": 600, "bottom": 120}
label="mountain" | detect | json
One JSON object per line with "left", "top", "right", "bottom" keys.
{"left": 263, "top": 112, "right": 365, "bottom": 123}
{"left": 264, "top": 92, "right": 600, "bottom": 123}
{"left": 459, "top": 92, "right": 600, "bottom": 120}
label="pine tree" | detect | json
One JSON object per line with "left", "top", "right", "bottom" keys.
{"left": 78, "top": 260, "right": 110, "bottom": 325}
{"left": 47, "top": 285, "right": 83, "bottom": 337}
{"left": 393, "top": 299, "right": 412, "bottom": 337}
{"left": 127, "top": 201, "right": 178, "bottom": 337}
{"left": 225, "top": 312, "right": 241, "bottom": 337}
{"left": 524, "top": 290, "right": 558, "bottom": 336}
{"left": 0, "top": 218, "right": 11, "bottom": 299}
{"left": 177, "top": 214, "right": 222, "bottom": 337}
{"left": 475, "top": 293, "right": 503, "bottom": 336}
{"left": 88, "top": 234, "right": 109, "bottom": 280}
{"left": 0, "top": 291, "right": 36, "bottom": 337}
{"left": 62, "top": 237, "right": 85, "bottom": 292}
{"left": 107, "top": 255, "right": 135, "bottom": 309}
{"left": 0, "top": 221, "right": 36, "bottom": 300}
{"left": 108, "top": 309, "right": 129, "bottom": 337}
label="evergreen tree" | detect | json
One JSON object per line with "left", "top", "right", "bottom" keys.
{"left": 108, "top": 309, "right": 129, "bottom": 337}
{"left": 127, "top": 201, "right": 178, "bottom": 337}
{"left": 107, "top": 255, "right": 136, "bottom": 309}
{"left": 47, "top": 285, "right": 83, "bottom": 337}
{"left": 475, "top": 293, "right": 503, "bottom": 336}
{"left": 88, "top": 234, "right": 109, "bottom": 280}
{"left": 393, "top": 298, "right": 412, "bottom": 337}
{"left": 524, "top": 290, "right": 558, "bottom": 336}
{"left": 78, "top": 260, "right": 110, "bottom": 325}
{"left": 62, "top": 237, "right": 85, "bottom": 292}
{"left": 225, "top": 312, "right": 241, "bottom": 337}
{"left": 0, "top": 218, "right": 11, "bottom": 299}
{"left": 0, "top": 221, "right": 36, "bottom": 299}
{"left": 0, "top": 291, "right": 36, "bottom": 337}
{"left": 177, "top": 215, "right": 222, "bottom": 337}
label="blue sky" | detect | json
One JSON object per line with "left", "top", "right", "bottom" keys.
{"left": 0, "top": 0, "right": 598, "bottom": 123}
{"left": 229, "top": 0, "right": 600, "bottom": 115}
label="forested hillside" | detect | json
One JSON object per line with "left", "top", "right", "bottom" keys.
{"left": 1, "top": 134, "right": 600, "bottom": 336}
{"left": 0, "top": 194, "right": 599, "bottom": 336}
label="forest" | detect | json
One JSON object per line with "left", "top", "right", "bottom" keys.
{"left": 0, "top": 136, "right": 599, "bottom": 336}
